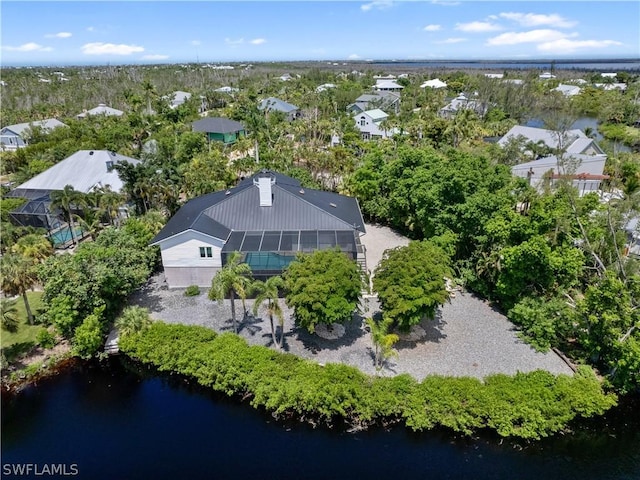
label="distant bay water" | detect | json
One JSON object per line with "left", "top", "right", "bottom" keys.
{"left": 359, "top": 60, "right": 640, "bottom": 72}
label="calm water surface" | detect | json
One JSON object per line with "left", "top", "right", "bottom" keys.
{"left": 2, "top": 358, "right": 639, "bottom": 480}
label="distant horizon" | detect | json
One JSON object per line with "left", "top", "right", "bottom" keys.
{"left": 1, "top": 1, "right": 638, "bottom": 67}
{"left": 3, "top": 56, "right": 640, "bottom": 70}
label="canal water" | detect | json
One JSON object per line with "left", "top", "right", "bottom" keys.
{"left": 2, "top": 357, "right": 639, "bottom": 480}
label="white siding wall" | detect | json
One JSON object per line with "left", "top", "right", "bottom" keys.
{"left": 156, "top": 230, "right": 226, "bottom": 288}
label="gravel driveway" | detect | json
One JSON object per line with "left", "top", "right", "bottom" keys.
{"left": 127, "top": 224, "right": 574, "bottom": 380}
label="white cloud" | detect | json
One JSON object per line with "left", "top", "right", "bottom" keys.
{"left": 499, "top": 12, "right": 576, "bottom": 28}
{"left": 250, "top": 38, "right": 266, "bottom": 45}
{"left": 81, "top": 42, "right": 144, "bottom": 55}
{"left": 141, "top": 54, "right": 169, "bottom": 60}
{"left": 435, "top": 37, "right": 467, "bottom": 44}
{"left": 225, "top": 37, "right": 245, "bottom": 46}
{"left": 348, "top": 53, "right": 361, "bottom": 59}
{"left": 361, "top": 1, "right": 395, "bottom": 12}
{"left": 2, "top": 42, "right": 53, "bottom": 52}
{"left": 191, "top": 40, "right": 201, "bottom": 46}
{"left": 86, "top": 26, "right": 95, "bottom": 32}
{"left": 537, "top": 38, "right": 622, "bottom": 53}
{"left": 486, "top": 29, "right": 572, "bottom": 46}
{"left": 45, "top": 32, "right": 72, "bottom": 39}
{"left": 423, "top": 24, "right": 441, "bottom": 32}
{"left": 455, "top": 21, "right": 502, "bottom": 33}
{"left": 431, "top": 0, "right": 460, "bottom": 6}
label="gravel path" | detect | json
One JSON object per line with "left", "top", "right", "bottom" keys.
{"left": 127, "top": 223, "right": 574, "bottom": 380}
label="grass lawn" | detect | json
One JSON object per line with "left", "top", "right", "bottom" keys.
{"left": 1, "top": 291, "right": 45, "bottom": 361}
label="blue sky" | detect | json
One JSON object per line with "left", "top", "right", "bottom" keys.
{"left": 1, "top": 1, "right": 638, "bottom": 66}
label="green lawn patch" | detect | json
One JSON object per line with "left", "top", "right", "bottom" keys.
{"left": 1, "top": 291, "right": 45, "bottom": 360}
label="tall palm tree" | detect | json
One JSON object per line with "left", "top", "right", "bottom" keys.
{"left": 11, "top": 234, "right": 53, "bottom": 263}
{"left": 252, "top": 276, "right": 285, "bottom": 348}
{"left": 50, "top": 185, "right": 83, "bottom": 246}
{"left": 208, "top": 251, "right": 252, "bottom": 333}
{"left": 0, "top": 254, "right": 38, "bottom": 324}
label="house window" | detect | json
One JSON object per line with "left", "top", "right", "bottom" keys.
{"left": 359, "top": 117, "right": 366, "bottom": 126}
{"left": 199, "top": 247, "right": 213, "bottom": 258}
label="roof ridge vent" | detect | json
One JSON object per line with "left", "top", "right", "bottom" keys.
{"left": 329, "top": 202, "right": 337, "bottom": 208}
{"left": 299, "top": 188, "right": 305, "bottom": 195}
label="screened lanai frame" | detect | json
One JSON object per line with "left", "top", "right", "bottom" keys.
{"left": 221, "top": 229, "right": 360, "bottom": 279}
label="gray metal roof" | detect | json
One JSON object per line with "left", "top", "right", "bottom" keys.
{"left": 150, "top": 171, "right": 365, "bottom": 245}
{"left": 12, "top": 150, "right": 139, "bottom": 193}
{"left": 498, "top": 125, "right": 597, "bottom": 154}
{"left": 258, "top": 97, "right": 299, "bottom": 113}
{"left": 512, "top": 153, "right": 607, "bottom": 179}
{"left": 77, "top": 104, "right": 124, "bottom": 118}
{"left": 192, "top": 117, "right": 245, "bottom": 134}
{"left": 1, "top": 118, "right": 67, "bottom": 136}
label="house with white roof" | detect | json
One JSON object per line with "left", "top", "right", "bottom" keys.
{"left": 5, "top": 150, "right": 139, "bottom": 232}
{"left": 214, "top": 86, "right": 239, "bottom": 94}
{"left": 0, "top": 119, "right": 67, "bottom": 151}
{"left": 511, "top": 154, "right": 608, "bottom": 197}
{"left": 165, "top": 91, "right": 192, "bottom": 109}
{"left": 553, "top": 84, "right": 582, "bottom": 97}
{"left": 354, "top": 109, "right": 396, "bottom": 140}
{"left": 498, "top": 125, "right": 605, "bottom": 156}
{"left": 539, "top": 72, "right": 556, "bottom": 79}
{"left": 316, "top": 83, "right": 336, "bottom": 93}
{"left": 77, "top": 103, "right": 124, "bottom": 119}
{"left": 374, "top": 79, "right": 404, "bottom": 92}
{"left": 420, "top": 78, "right": 447, "bottom": 89}
{"left": 484, "top": 73, "right": 504, "bottom": 79}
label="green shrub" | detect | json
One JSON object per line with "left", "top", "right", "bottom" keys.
{"left": 72, "top": 310, "right": 104, "bottom": 359}
{"left": 121, "top": 322, "right": 617, "bottom": 440}
{"left": 184, "top": 285, "right": 200, "bottom": 296}
{"left": 36, "top": 328, "right": 56, "bottom": 349}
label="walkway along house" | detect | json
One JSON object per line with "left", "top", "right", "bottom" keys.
{"left": 150, "top": 171, "right": 367, "bottom": 288}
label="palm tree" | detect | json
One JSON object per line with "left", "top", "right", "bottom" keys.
{"left": 115, "top": 306, "right": 152, "bottom": 337}
{"left": 208, "top": 251, "right": 252, "bottom": 333}
{"left": 252, "top": 276, "right": 285, "bottom": 348}
{"left": 366, "top": 316, "right": 399, "bottom": 372}
{"left": 0, "top": 254, "right": 38, "bottom": 325}
{"left": 11, "top": 234, "right": 53, "bottom": 263}
{"left": 50, "top": 185, "right": 83, "bottom": 246}
{"left": 0, "top": 298, "right": 19, "bottom": 333}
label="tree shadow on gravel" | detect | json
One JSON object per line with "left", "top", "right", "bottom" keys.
{"left": 395, "top": 309, "right": 447, "bottom": 351}
{"left": 290, "top": 313, "right": 366, "bottom": 354}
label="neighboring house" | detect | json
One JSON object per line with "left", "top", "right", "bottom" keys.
{"left": 438, "top": 94, "right": 487, "bottom": 119}
{"left": 258, "top": 97, "right": 302, "bottom": 121}
{"left": 0, "top": 118, "right": 67, "bottom": 151}
{"left": 5, "top": 150, "right": 139, "bottom": 232}
{"left": 553, "top": 84, "right": 582, "bottom": 96}
{"left": 624, "top": 217, "right": 640, "bottom": 258}
{"left": 601, "top": 72, "right": 617, "bottom": 79}
{"left": 503, "top": 79, "right": 524, "bottom": 85}
{"left": 347, "top": 91, "right": 401, "bottom": 115}
{"left": 420, "top": 78, "right": 447, "bottom": 89}
{"left": 149, "top": 170, "right": 367, "bottom": 288}
{"left": 77, "top": 103, "right": 124, "bottom": 119}
{"left": 354, "top": 109, "right": 396, "bottom": 140}
{"left": 511, "top": 153, "right": 608, "bottom": 197}
{"left": 374, "top": 79, "right": 404, "bottom": 92}
{"left": 484, "top": 73, "right": 504, "bottom": 79}
{"left": 192, "top": 117, "right": 245, "bottom": 144}
{"left": 165, "top": 91, "right": 191, "bottom": 109}
{"left": 316, "top": 83, "right": 336, "bottom": 93}
{"left": 214, "top": 86, "right": 239, "bottom": 93}
{"left": 279, "top": 73, "right": 293, "bottom": 81}
{"left": 595, "top": 83, "right": 627, "bottom": 92}
{"left": 539, "top": 72, "right": 556, "bottom": 79}
{"left": 498, "top": 125, "right": 605, "bottom": 156}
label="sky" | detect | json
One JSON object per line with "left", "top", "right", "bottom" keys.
{"left": 1, "top": 1, "right": 639, "bottom": 66}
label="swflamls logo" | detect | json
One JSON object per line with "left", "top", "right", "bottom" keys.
{"left": 2, "top": 463, "right": 79, "bottom": 476}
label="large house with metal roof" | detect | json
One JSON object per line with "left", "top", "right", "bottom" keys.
{"left": 0, "top": 119, "right": 67, "bottom": 151}
{"left": 6, "top": 150, "right": 139, "bottom": 232}
{"left": 347, "top": 92, "right": 401, "bottom": 115}
{"left": 192, "top": 117, "right": 245, "bottom": 144}
{"left": 150, "top": 171, "right": 367, "bottom": 288}
{"left": 498, "top": 125, "right": 605, "bottom": 156}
